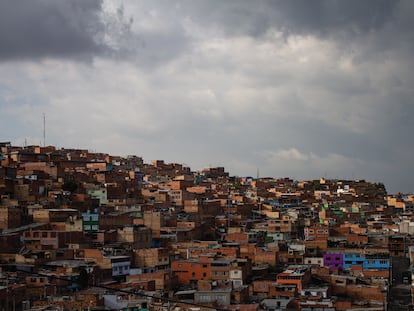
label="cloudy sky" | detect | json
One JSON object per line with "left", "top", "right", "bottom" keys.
{"left": 0, "top": 0, "right": 413, "bottom": 193}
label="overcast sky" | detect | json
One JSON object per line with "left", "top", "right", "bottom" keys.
{"left": 0, "top": 0, "right": 413, "bottom": 193}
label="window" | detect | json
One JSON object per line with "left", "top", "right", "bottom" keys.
{"left": 42, "top": 232, "right": 48, "bottom": 238}
{"left": 203, "top": 273, "right": 206, "bottom": 277}
{"left": 198, "top": 295, "right": 210, "bottom": 302}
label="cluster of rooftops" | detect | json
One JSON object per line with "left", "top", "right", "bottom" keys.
{"left": 0, "top": 142, "right": 413, "bottom": 310}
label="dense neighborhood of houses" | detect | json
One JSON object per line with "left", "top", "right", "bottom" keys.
{"left": 1, "top": 141, "right": 414, "bottom": 311}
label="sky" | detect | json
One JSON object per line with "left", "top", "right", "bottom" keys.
{"left": 0, "top": 0, "right": 413, "bottom": 193}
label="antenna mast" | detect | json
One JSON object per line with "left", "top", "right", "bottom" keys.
{"left": 43, "top": 113, "right": 46, "bottom": 147}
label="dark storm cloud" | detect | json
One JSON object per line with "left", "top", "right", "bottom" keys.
{"left": 0, "top": 0, "right": 401, "bottom": 61}
{"left": 0, "top": 0, "right": 131, "bottom": 60}
{"left": 177, "top": 0, "right": 399, "bottom": 38}
{"left": 265, "top": 0, "right": 398, "bottom": 36}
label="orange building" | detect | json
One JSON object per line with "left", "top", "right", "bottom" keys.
{"left": 304, "top": 225, "right": 329, "bottom": 241}
{"left": 127, "top": 270, "right": 172, "bottom": 291}
{"left": 269, "top": 284, "right": 298, "bottom": 298}
{"left": 252, "top": 280, "right": 273, "bottom": 297}
{"left": 276, "top": 266, "right": 311, "bottom": 292}
{"left": 171, "top": 258, "right": 212, "bottom": 286}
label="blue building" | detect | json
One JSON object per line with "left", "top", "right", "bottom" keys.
{"left": 363, "top": 254, "right": 390, "bottom": 270}
{"left": 342, "top": 253, "right": 390, "bottom": 270}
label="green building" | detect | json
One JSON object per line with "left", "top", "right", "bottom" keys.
{"left": 82, "top": 213, "right": 99, "bottom": 233}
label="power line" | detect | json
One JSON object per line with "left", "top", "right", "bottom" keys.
{"left": 15, "top": 268, "right": 228, "bottom": 311}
